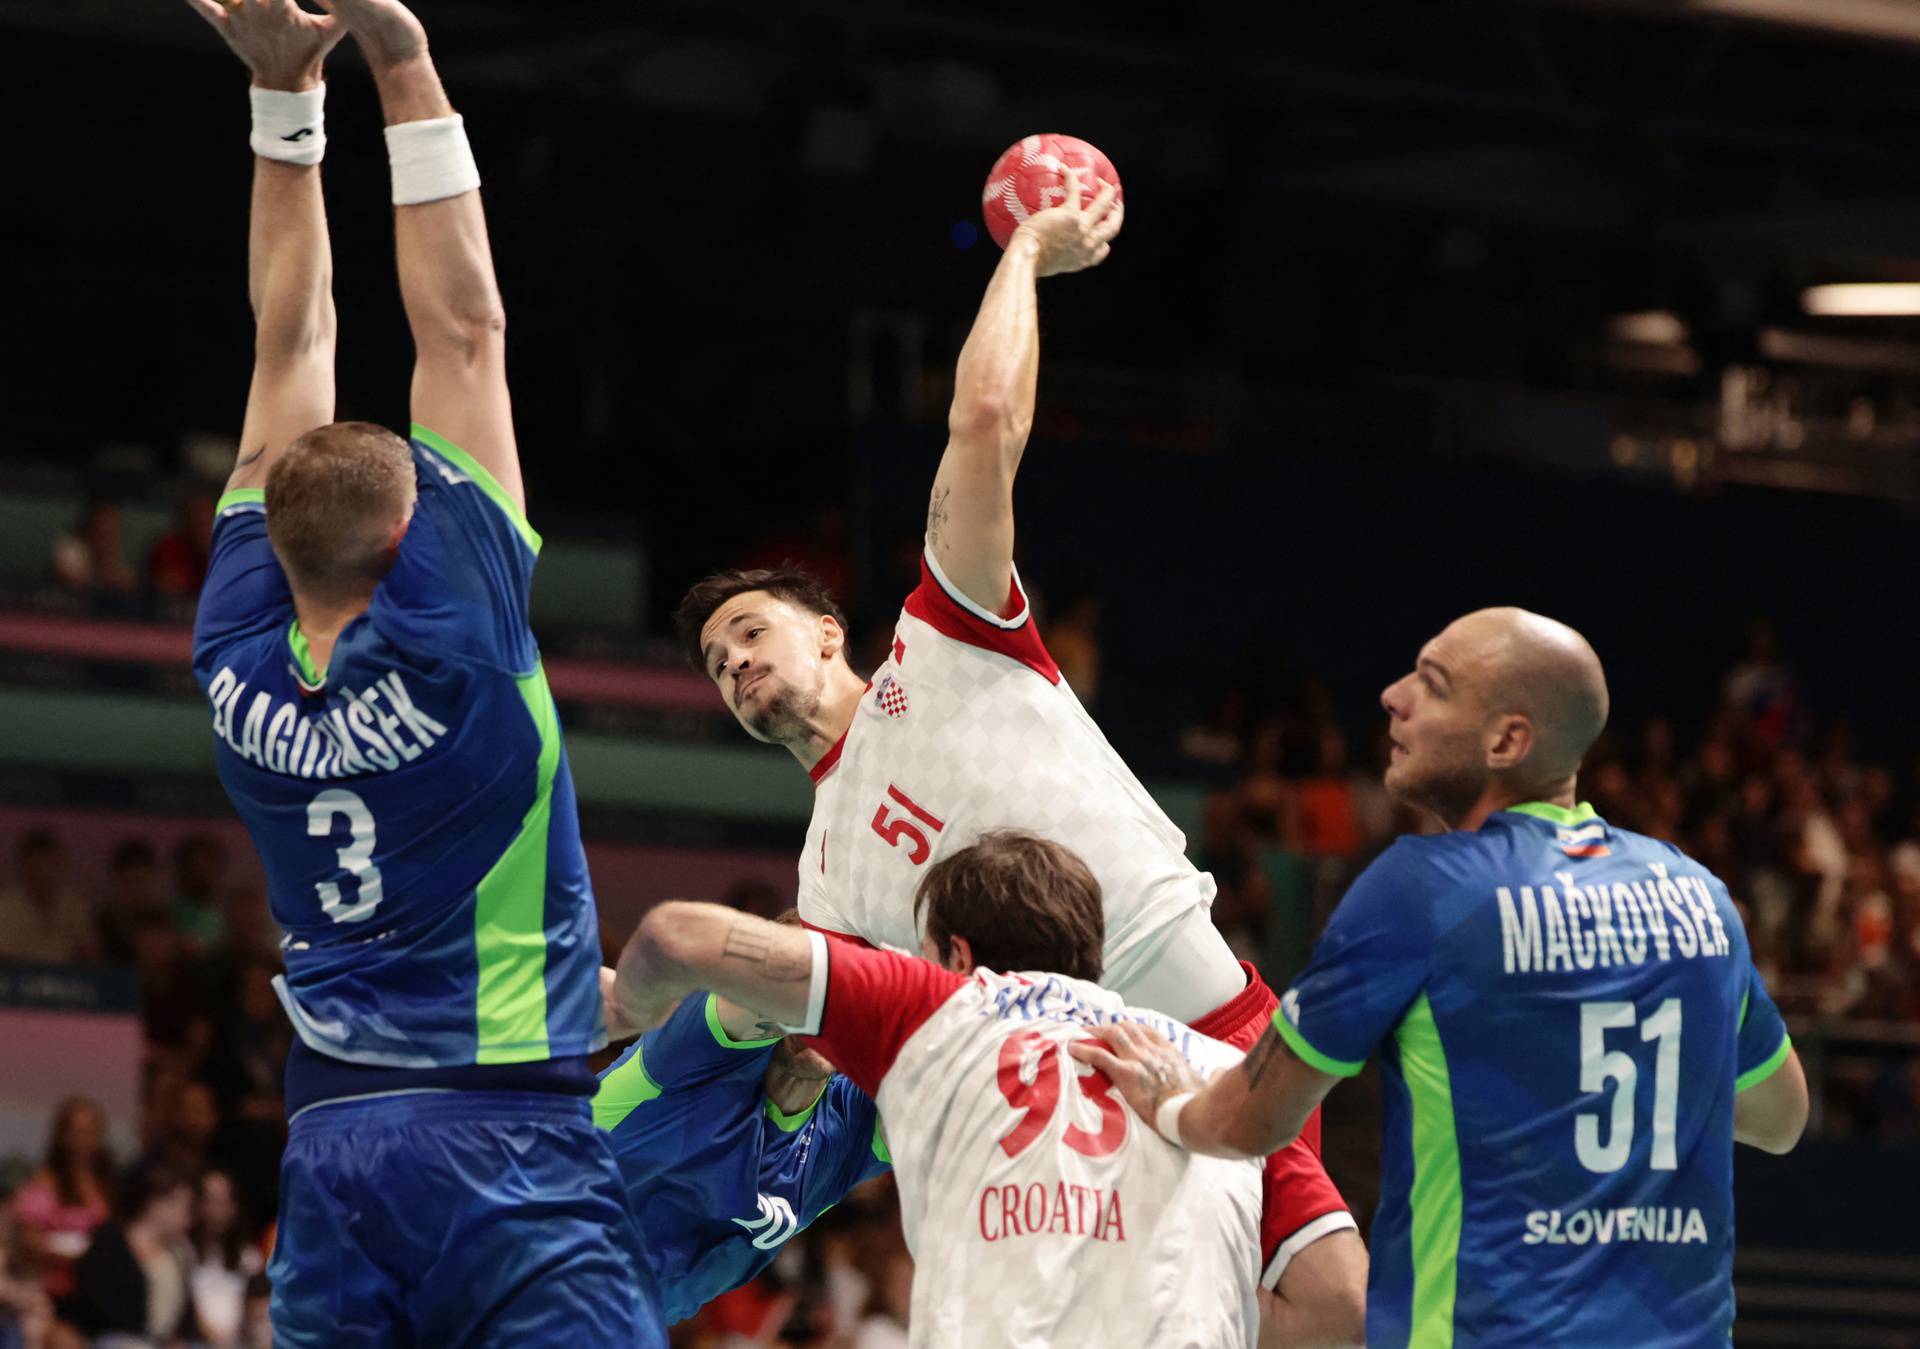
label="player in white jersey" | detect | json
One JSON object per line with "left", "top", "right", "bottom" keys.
{"left": 672, "top": 171, "right": 1364, "bottom": 1338}
{"left": 607, "top": 831, "right": 1263, "bottom": 1348}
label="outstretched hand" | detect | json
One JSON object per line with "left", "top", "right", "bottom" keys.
{"left": 1070, "top": 1021, "right": 1205, "bottom": 1139}
{"left": 183, "top": 0, "right": 345, "bottom": 91}
{"left": 1013, "top": 166, "right": 1124, "bottom": 278}
{"left": 317, "top": 0, "right": 429, "bottom": 70}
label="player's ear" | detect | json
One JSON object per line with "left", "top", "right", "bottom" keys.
{"left": 1485, "top": 714, "right": 1534, "bottom": 771}
{"left": 819, "top": 613, "right": 846, "bottom": 662}
{"left": 943, "top": 933, "right": 977, "bottom": 975}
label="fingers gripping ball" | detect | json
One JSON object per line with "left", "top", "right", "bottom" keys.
{"left": 980, "top": 134, "right": 1123, "bottom": 249}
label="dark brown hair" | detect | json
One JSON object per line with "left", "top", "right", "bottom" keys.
{"left": 265, "top": 421, "right": 415, "bottom": 606}
{"left": 914, "top": 831, "right": 1104, "bottom": 981}
{"left": 673, "top": 565, "right": 848, "bottom": 672}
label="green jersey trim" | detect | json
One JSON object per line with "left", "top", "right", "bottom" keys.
{"left": 591, "top": 1043, "right": 663, "bottom": 1132}
{"left": 707, "top": 993, "right": 781, "bottom": 1050}
{"left": 1736, "top": 1035, "right": 1793, "bottom": 1093}
{"left": 1502, "top": 800, "right": 1601, "bottom": 827}
{"left": 286, "top": 620, "right": 325, "bottom": 688}
{"left": 215, "top": 487, "right": 266, "bottom": 516}
{"left": 764, "top": 1085, "right": 826, "bottom": 1133}
{"left": 872, "top": 1122, "right": 892, "bottom": 1165}
{"left": 472, "top": 665, "right": 559, "bottom": 1064}
{"left": 1273, "top": 1006, "right": 1366, "bottom": 1077}
{"left": 1396, "top": 993, "right": 1462, "bottom": 1348}
{"left": 410, "top": 423, "right": 542, "bottom": 554}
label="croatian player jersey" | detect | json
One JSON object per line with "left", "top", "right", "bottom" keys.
{"left": 191, "top": 427, "right": 603, "bottom": 1068}
{"left": 593, "top": 993, "right": 890, "bottom": 1325}
{"left": 787, "top": 934, "right": 1262, "bottom": 1349}
{"left": 799, "top": 548, "right": 1221, "bottom": 1018}
{"left": 1274, "top": 803, "right": 1793, "bottom": 1348}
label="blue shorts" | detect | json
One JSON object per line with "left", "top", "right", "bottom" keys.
{"left": 269, "top": 1090, "right": 663, "bottom": 1349}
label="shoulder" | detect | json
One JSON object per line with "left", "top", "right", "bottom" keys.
{"left": 898, "top": 548, "right": 1059, "bottom": 684}
{"left": 1354, "top": 831, "right": 1489, "bottom": 891}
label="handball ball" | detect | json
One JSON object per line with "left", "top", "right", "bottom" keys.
{"left": 980, "top": 134, "right": 1123, "bottom": 250}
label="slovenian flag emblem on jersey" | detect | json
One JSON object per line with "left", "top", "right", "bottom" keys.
{"left": 1555, "top": 823, "right": 1611, "bottom": 858}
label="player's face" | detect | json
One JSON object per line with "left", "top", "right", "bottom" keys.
{"left": 1380, "top": 629, "right": 1494, "bottom": 823}
{"left": 699, "top": 592, "right": 838, "bottom": 747}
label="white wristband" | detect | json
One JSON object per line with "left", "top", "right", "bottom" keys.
{"left": 1154, "top": 1091, "right": 1197, "bottom": 1149}
{"left": 250, "top": 84, "right": 325, "bottom": 166}
{"left": 385, "top": 114, "right": 481, "bottom": 206}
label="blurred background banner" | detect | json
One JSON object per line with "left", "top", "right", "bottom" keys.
{"left": 0, "top": 966, "right": 141, "bottom": 1163}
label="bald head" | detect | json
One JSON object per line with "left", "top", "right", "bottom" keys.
{"left": 1443, "top": 607, "right": 1609, "bottom": 782}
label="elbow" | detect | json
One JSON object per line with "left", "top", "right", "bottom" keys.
{"left": 431, "top": 307, "right": 508, "bottom": 365}
{"left": 1751, "top": 1113, "right": 1808, "bottom": 1156}
{"left": 252, "top": 293, "right": 337, "bottom": 368}
{"left": 630, "top": 901, "right": 703, "bottom": 982}
{"left": 948, "top": 392, "right": 1030, "bottom": 450}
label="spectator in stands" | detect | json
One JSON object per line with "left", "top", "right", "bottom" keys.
{"left": 0, "top": 831, "right": 95, "bottom": 966}
{"left": 1294, "top": 725, "right": 1364, "bottom": 859}
{"left": 63, "top": 1159, "right": 194, "bottom": 1346}
{"left": 168, "top": 835, "right": 227, "bottom": 955}
{"left": 10, "top": 1099, "right": 113, "bottom": 1307}
{"left": 1044, "top": 592, "right": 1102, "bottom": 710}
{"left": 131, "top": 916, "right": 211, "bottom": 1069}
{"left": 145, "top": 1083, "right": 219, "bottom": 1184}
{"left": 147, "top": 491, "right": 215, "bottom": 600}
{"left": 49, "top": 500, "right": 137, "bottom": 596}
{"left": 0, "top": 1173, "right": 55, "bottom": 1349}
{"left": 185, "top": 1169, "right": 259, "bottom": 1349}
{"left": 203, "top": 958, "right": 288, "bottom": 1232}
{"left": 851, "top": 1250, "right": 914, "bottom": 1349}
{"left": 96, "top": 839, "right": 166, "bottom": 970}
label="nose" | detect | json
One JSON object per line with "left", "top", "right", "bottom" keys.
{"left": 1381, "top": 675, "right": 1410, "bottom": 719}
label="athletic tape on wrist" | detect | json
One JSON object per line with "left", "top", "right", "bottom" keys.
{"left": 385, "top": 114, "right": 481, "bottom": 206}
{"left": 249, "top": 84, "right": 325, "bottom": 166}
{"left": 1155, "top": 1091, "right": 1197, "bottom": 1149}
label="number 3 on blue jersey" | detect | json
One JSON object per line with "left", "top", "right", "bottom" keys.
{"left": 309, "top": 788, "right": 384, "bottom": 923}
{"left": 1576, "top": 998, "right": 1682, "bottom": 1173}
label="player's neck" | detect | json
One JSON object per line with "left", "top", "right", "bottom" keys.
{"left": 764, "top": 1066, "right": 829, "bottom": 1117}
{"left": 291, "top": 595, "right": 372, "bottom": 681}
{"left": 1455, "top": 776, "right": 1579, "bottom": 832}
{"left": 789, "top": 667, "right": 867, "bottom": 774}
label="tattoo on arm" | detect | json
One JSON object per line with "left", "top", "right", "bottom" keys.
{"left": 721, "top": 919, "right": 812, "bottom": 982}
{"left": 927, "top": 485, "right": 951, "bottom": 548}
{"left": 1240, "top": 1026, "right": 1295, "bottom": 1091}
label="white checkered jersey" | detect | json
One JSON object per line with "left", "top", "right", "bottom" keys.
{"left": 798, "top": 549, "right": 1218, "bottom": 1004}
{"left": 789, "top": 933, "right": 1262, "bottom": 1349}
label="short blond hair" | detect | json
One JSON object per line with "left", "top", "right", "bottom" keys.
{"left": 266, "top": 422, "right": 415, "bottom": 605}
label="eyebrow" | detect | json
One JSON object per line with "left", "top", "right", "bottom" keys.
{"left": 702, "top": 613, "right": 761, "bottom": 669}
{"left": 1418, "top": 656, "right": 1452, "bottom": 688}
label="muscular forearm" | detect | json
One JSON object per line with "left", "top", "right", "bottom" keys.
{"left": 1177, "top": 1030, "right": 1333, "bottom": 1160}
{"left": 248, "top": 158, "right": 335, "bottom": 367}
{"left": 371, "top": 55, "right": 504, "bottom": 345}
{"left": 615, "top": 902, "right": 815, "bottom": 1036}
{"left": 947, "top": 233, "right": 1041, "bottom": 451}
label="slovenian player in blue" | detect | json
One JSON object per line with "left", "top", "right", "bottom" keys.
{"left": 593, "top": 921, "right": 891, "bottom": 1326}
{"left": 1078, "top": 607, "right": 1810, "bottom": 1349}
{"left": 183, "top": 0, "right": 657, "bottom": 1343}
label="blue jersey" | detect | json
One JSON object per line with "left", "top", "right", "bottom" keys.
{"left": 594, "top": 993, "right": 891, "bottom": 1325}
{"left": 1275, "top": 803, "right": 1791, "bottom": 1349}
{"left": 191, "top": 427, "right": 603, "bottom": 1069}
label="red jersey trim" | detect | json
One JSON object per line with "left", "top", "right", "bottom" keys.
{"left": 807, "top": 682, "right": 871, "bottom": 787}
{"left": 1189, "top": 962, "right": 1270, "bottom": 1042}
{"left": 798, "top": 916, "right": 876, "bottom": 950}
{"left": 903, "top": 549, "right": 1061, "bottom": 684}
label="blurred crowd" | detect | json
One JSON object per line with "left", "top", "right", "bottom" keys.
{"left": 0, "top": 834, "right": 285, "bottom": 1349}
{"left": 47, "top": 495, "right": 213, "bottom": 609}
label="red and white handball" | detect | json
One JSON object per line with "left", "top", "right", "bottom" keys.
{"left": 979, "top": 134, "right": 1123, "bottom": 250}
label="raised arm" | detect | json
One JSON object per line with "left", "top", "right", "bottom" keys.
{"left": 328, "top": 0, "right": 522, "bottom": 511}
{"left": 928, "top": 169, "right": 1122, "bottom": 611}
{"left": 184, "top": 0, "right": 345, "bottom": 494}
{"left": 610, "top": 902, "right": 817, "bottom": 1040}
{"left": 1072, "top": 1018, "right": 1340, "bottom": 1160}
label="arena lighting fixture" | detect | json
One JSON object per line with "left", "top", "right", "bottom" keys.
{"left": 1803, "top": 284, "right": 1920, "bottom": 316}
{"left": 1607, "top": 310, "right": 1689, "bottom": 345}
